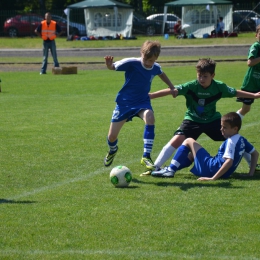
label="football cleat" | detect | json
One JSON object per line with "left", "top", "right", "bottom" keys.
{"left": 104, "top": 147, "right": 118, "bottom": 167}
{"left": 141, "top": 157, "right": 155, "bottom": 171}
{"left": 151, "top": 166, "right": 175, "bottom": 178}
{"left": 140, "top": 170, "right": 152, "bottom": 177}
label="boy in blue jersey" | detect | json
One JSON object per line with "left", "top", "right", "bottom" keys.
{"left": 152, "top": 112, "right": 259, "bottom": 179}
{"left": 103, "top": 40, "right": 176, "bottom": 170}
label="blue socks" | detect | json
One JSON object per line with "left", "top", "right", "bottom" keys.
{"left": 143, "top": 125, "right": 155, "bottom": 158}
{"left": 107, "top": 138, "right": 118, "bottom": 154}
{"left": 169, "top": 145, "right": 192, "bottom": 172}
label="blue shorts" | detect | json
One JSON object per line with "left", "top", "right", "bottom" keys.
{"left": 190, "top": 148, "right": 221, "bottom": 177}
{"left": 111, "top": 103, "right": 153, "bottom": 122}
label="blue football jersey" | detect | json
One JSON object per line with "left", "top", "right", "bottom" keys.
{"left": 114, "top": 57, "right": 163, "bottom": 106}
{"left": 213, "top": 134, "right": 254, "bottom": 178}
{"left": 191, "top": 134, "right": 255, "bottom": 178}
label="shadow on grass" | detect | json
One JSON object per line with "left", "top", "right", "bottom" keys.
{"left": 0, "top": 199, "right": 37, "bottom": 204}
{"left": 134, "top": 176, "right": 245, "bottom": 191}
{"left": 229, "top": 171, "right": 260, "bottom": 180}
{"left": 133, "top": 171, "right": 260, "bottom": 190}
{"left": 156, "top": 181, "right": 240, "bottom": 191}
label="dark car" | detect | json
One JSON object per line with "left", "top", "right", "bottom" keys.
{"left": 233, "top": 12, "right": 256, "bottom": 32}
{"left": 3, "top": 13, "right": 76, "bottom": 37}
{"left": 132, "top": 12, "right": 169, "bottom": 36}
{"left": 51, "top": 14, "right": 86, "bottom": 36}
{"left": 234, "top": 10, "right": 260, "bottom": 25}
{"left": 3, "top": 14, "right": 44, "bottom": 37}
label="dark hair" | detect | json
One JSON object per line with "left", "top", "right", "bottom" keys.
{"left": 141, "top": 40, "right": 161, "bottom": 59}
{"left": 221, "top": 112, "right": 242, "bottom": 131}
{"left": 196, "top": 58, "right": 216, "bottom": 75}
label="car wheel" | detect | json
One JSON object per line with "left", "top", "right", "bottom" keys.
{"left": 8, "top": 27, "right": 18, "bottom": 37}
{"left": 146, "top": 26, "right": 155, "bottom": 36}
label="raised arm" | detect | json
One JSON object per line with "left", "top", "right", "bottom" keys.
{"left": 104, "top": 56, "right": 115, "bottom": 70}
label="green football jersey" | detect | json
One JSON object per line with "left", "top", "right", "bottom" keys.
{"left": 176, "top": 79, "right": 237, "bottom": 123}
{"left": 241, "top": 41, "right": 260, "bottom": 92}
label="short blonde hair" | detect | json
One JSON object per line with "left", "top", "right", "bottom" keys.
{"left": 140, "top": 40, "right": 161, "bottom": 59}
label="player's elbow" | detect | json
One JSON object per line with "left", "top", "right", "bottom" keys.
{"left": 247, "top": 59, "right": 254, "bottom": 67}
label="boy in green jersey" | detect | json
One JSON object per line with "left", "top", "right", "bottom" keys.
{"left": 237, "top": 25, "right": 260, "bottom": 119}
{"left": 141, "top": 58, "right": 260, "bottom": 176}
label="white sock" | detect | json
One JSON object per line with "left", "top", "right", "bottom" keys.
{"left": 154, "top": 142, "right": 176, "bottom": 168}
{"left": 243, "top": 152, "right": 251, "bottom": 167}
{"left": 236, "top": 110, "right": 244, "bottom": 120}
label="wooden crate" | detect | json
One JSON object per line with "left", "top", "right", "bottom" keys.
{"left": 61, "top": 66, "right": 77, "bottom": 74}
{"left": 52, "top": 66, "right": 77, "bottom": 75}
{"left": 52, "top": 67, "right": 62, "bottom": 74}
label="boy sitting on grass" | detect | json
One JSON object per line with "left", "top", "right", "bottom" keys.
{"left": 152, "top": 112, "right": 259, "bottom": 180}
{"left": 146, "top": 58, "right": 260, "bottom": 176}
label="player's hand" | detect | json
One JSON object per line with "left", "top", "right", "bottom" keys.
{"left": 104, "top": 55, "right": 114, "bottom": 69}
{"left": 170, "top": 88, "right": 178, "bottom": 98}
{"left": 197, "top": 177, "right": 214, "bottom": 181}
{"left": 255, "top": 92, "right": 260, "bottom": 98}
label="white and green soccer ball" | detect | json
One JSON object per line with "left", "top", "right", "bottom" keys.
{"left": 110, "top": 166, "right": 132, "bottom": 188}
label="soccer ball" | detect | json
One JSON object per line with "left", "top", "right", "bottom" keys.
{"left": 110, "top": 165, "right": 132, "bottom": 188}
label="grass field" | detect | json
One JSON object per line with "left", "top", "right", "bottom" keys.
{"left": 0, "top": 32, "right": 256, "bottom": 49}
{"left": 1, "top": 58, "right": 260, "bottom": 259}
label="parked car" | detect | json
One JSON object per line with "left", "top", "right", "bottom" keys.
{"left": 234, "top": 10, "right": 260, "bottom": 25}
{"left": 232, "top": 12, "right": 256, "bottom": 32}
{"left": 51, "top": 14, "right": 86, "bottom": 36}
{"left": 146, "top": 13, "right": 180, "bottom": 33}
{"left": 3, "top": 14, "right": 43, "bottom": 37}
{"left": 132, "top": 12, "right": 169, "bottom": 36}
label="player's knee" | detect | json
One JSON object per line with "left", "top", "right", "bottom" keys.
{"left": 143, "top": 110, "right": 155, "bottom": 124}
{"left": 170, "top": 135, "right": 185, "bottom": 147}
{"left": 183, "top": 137, "right": 194, "bottom": 145}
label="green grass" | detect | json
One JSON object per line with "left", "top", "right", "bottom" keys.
{"left": 0, "top": 32, "right": 256, "bottom": 49}
{"left": 1, "top": 62, "right": 260, "bottom": 259}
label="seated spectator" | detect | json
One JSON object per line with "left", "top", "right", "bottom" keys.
{"left": 211, "top": 17, "right": 225, "bottom": 37}
{"left": 173, "top": 19, "right": 187, "bottom": 38}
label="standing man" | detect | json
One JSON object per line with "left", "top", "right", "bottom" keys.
{"left": 35, "top": 12, "right": 63, "bottom": 75}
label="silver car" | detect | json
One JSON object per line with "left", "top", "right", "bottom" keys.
{"left": 146, "top": 13, "right": 180, "bottom": 33}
